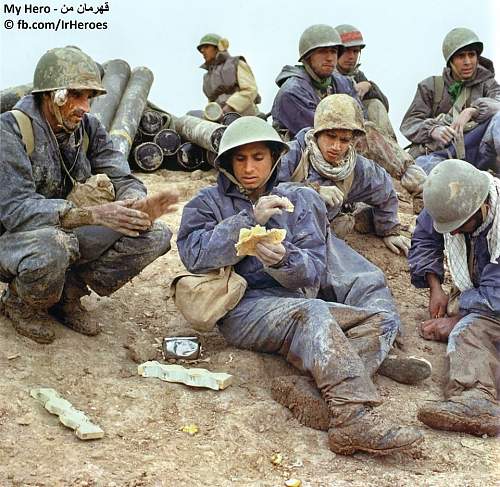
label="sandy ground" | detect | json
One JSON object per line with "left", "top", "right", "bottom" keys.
{"left": 0, "top": 169, "right": 499, "bottom": 487}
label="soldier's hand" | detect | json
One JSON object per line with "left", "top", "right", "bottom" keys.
{"left": 253, "top": 195, "right": 289, "bottom": 225}
{"left": 419, "top": 316, "right": 460, "bottom": 342}
{"left": 255, "top": 241, "right": 286, "bottom": 267}
{"left": 430, "top": 125, "right": 456, "bottom": 145}
{"left": 383, "top": 235, "right": 411, "bottom": 256}
{"left": 90, "top": 200, "right": 152, "bottom": 237}
{"left": 130, "top": 189, "right": 179, "bottom": 222}
{"left": 355, "top": 81, "right": 371, "bottom": 99}
{"left": 450, "top": 107, "right": 476, "bottom": 135}
{"left": 429, "top": 285, "right": 449, "bottom": 319}
{"left": 318, "top": 185, "right": 344, "bottom": 209}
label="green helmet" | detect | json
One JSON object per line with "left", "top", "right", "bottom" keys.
{"left": 298, "top": 24, "right": 342, "bottom": 61}
{"left": 335, "top": 24, "right": 365, "bottom": 48}
{"left": 215, "top": 116, "right": 288, "bottom": 168}
{"left": 32, "top": 46, "right": 105, "bottom": 94}
{"left": 442, "top": 28, "right": 483, "bottom": 64}
{"left": 313, "top": 94, "right": 365, "bottom": 135}
{"left": 197, "top": 33, "right": 222, "bottom": 52}
{"left": 423, "top": 159, "right": 490, "bottom": 233}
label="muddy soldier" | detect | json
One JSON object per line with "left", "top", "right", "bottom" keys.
{"left": 409, "top": 159, "right": 500, "bottom": 436}
{"left": 195, "top": 33, "right": 260, "bottom": 118}
{"left": 0, "top": 46, "right": 178, "bottom": 344}
{"left": 271, "top": 24, "right": 426, "bottom": 197}
{"left": 401, "top": 28, "right": 500, "bottom": 175}
{"left": 335, "top": 24, "right": 397, "bottom": 140}
{"left": 177, "top": 116, "right": 423, "bottom": 455}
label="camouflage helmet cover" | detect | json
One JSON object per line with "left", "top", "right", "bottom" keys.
{"left": 442, "top": 27, "right": 483, "bottom": 64}
{"left": 335, "top": 24, "right": 366, "bottom": 48}
{"left": 423, "top": 159, "right": 490, "bottom": 233}
{"left": 32, "top": 46, "right": 105, "bottom": 94}
{"left": 313, "top": 94, "right": 366, "bottom": 135}
{"left": 197, "top": 33, "right": 222, "bottom": 52}
{"left": 298, "top": 24, "right": 343, "bottom": 61}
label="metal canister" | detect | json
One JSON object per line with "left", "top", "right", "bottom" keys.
{"left": 162, "top": 336, "right": 201, "bottom": 360}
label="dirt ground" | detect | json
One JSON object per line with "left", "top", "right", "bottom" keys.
{"left": 0, "top": 169, "right": 499, "bottom": 487}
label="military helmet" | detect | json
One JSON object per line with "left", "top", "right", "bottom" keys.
{"left": 335, "top": 24, "right": 366, "bottom": 48}
{"left": 442, "top": 28, "right": 483, "bottom": 64}
{"left": 313, "top": 94, "right": 365, "bottom": 135}
{"left": 197, "top": 33, "right": 222, "bottom": 52}
{"left": 215, "top": 116, "right": 288, "bottom": 168}
{"left": 32, "top": 46, "right": 105, "bottom": 94}
{"left": 423, "top": 159, "right": 490, "bottom": 233}
{"left": 298, "top": 24, "right": 343, "bottom": 61}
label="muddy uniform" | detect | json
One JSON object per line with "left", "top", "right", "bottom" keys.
{"left": 409, "top": 209, "right": 500, "bottom": 400}
{"left": 278, "top": 127, "right": 400, "bottom": 237}
{"left": 401, "top": 63, "right": 500, "bottom": 174}
{"left": 177, "top": 167, "right": 401, "bottom": 409}
{"left": 0, "top": 95, "right": 172, "bottom": 308}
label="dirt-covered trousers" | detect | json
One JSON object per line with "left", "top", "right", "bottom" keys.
{"left": 446, "top": 312, "right": 500, "bottom": 401}
{"left": 0, "top": 222, "right": 172, "bottom": 308}
{"left": 363, "top": 98, "right": 397, "bottom": 141}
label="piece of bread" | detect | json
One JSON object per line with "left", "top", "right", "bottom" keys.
{"left": 235, "top": 225, "right": 287, "bottom": 257}
{"left": 281, "top": 197, "right": 294, "bottom": 212}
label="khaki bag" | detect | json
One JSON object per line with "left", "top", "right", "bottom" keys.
{"left": 170, "top": 266, "right": 247, "bottom": 332}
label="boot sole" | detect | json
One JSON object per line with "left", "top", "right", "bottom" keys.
{"left": 329, "top": 432, "right": 424, "bottom": 456}
{"left": 271, "top": 376, "right": 330, "bottom": 431}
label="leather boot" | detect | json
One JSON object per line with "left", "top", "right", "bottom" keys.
{"left": 0, "top": 285, "right": 56, "bottom": 344}
{"left": 50, "top": 273, "right": 100, "bottom": 336}
{"left": 378, "top": 354, "right": 432, "bottom": 385}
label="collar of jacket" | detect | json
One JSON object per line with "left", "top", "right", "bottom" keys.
{"left": 200, "top": 51, "right": 231, "bottom": 71}
{"left": 442, "top": 64, "right": 494, "bottom": 88}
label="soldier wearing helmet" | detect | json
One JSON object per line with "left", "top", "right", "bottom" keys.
{"left": 401, "top": 28, "right": 500, "bottom": 175}
{"left": 0, "top": 46, "right": 178, "bottom": 344}
{"left": 335, "top": 24, "right": 396, "bottom": 140}
{"left": 409, "top": 159, "right": 500, "bottom": 436}
{"left": 193, "top": 33, "right": 261, "bottom": 119}
{"left": 177, "top": 116, "right": 423, "bottom": 456}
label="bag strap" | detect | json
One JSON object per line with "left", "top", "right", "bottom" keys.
{"left": 11, "top": 109, "right": 35, "bottom": 156}
{"left": 432, "top": 76, "right": 445, "bottom": 116}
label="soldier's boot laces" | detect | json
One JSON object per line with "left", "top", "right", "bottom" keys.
{"left": 328, "top": 405, "right": 423, "bottom": 456}
{"left": 418, "top": 395, "right": 500, "bottom": 437}
{"left": 378, "top": 354, "right": 432, "bottom": 385}
{"left": 50, "top": 274, "right": 100, "bottom": 336}
{"left": 0, "top": 286, "right": 56, "bottom": 344}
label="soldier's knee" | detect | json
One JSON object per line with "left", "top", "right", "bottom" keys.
{"left": 145, "top": 221, "right": 173, "bottom": 257}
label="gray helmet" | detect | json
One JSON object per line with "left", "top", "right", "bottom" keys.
{"left": 423, "top": 159, "right": 490, "bottom": 233}
{"left": 335, "top": 24, "right": 366, "bottom": 48}
{"left": 298, "top": 24, "right": 343, "bottom": 61}
{"left": 197, "top": 33, "right": 222, "bottom": 52}
{"left": 215, "top": 116, "right": 288, "bottom": 168}
{"left": 314, "top": 94, "right": 365, "bottom": 135}
{"left": 32, "top": 46, "right": 105, "bottom": 94}
{"left": 442, "top": 28, "right": 483, "bottom": 64}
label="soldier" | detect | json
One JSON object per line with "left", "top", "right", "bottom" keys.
{"left": 409, "top": 159, "right": 500, "bottom": 436}
{"left": 0, "top": 46, "right": 178, "bottom": 344}
{"left": 271, "top": 24, "right": 426, "bottom": 198}
{"left": 401, "top": 28, "right": 500, "bottom": 175}
{"left": 177, "top": 116, "right": 423, "bottom": 455}
{"left": 335, "top": 24, "right": 397, "bottom": 140}
{"left": 195, "top": 33, "right": 260, "bottom": 119}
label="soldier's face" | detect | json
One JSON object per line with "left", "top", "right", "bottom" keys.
{"left": 316, "top": 129, "right": 354, "bottom": 164}
{"left": 58, "top": 89, "right": 93, "bottom": 131}
{"left": 449, "top": 208, "right": 483, "bottom": 235}
{"left": 307, "top": 47, "right": 338, "bottom": 78}
{"left": 200, "top": 45, "right": 218, "bottom": 64}
{"left": 337, "top": 47, "right": 362, "bottom": 72}
{"left": 231, "top": 142, "right": 273, "bottom": 190}
{"left": 450, "top": 50, "right": 478, "bottom": 80}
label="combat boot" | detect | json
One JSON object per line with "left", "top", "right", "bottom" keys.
{"left": 328, "top": 404, "right": 423, "bottom": 455}
{"left": 50, "top": 273, "right": 100, "bottom": 336}
{"left": 418, "top": 393, "right": 500, "bottom": 437}
{"left": 0, "top": 285, "right": 56, "bottom": 344}
{"left": 378, "top": 354, "right": 432, "bottom": 385}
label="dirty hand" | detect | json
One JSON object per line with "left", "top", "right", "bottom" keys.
{"left": 419, "top": 316, "right": 461, "bottom": 342}
{"left": 383, "top": 235, "right": 411, "bottom": 256}
{"left": 253, "top": 195, "right": 289, "bottom": 225}
{"left": 355, "top": 81, "right": 371, "bottom": 99}
{"left": 450, "top": 107, "right": 477, "bottom": 135}
{"left": 318, "top": 186, "right": 344, "bottom": 209}
{"left": 130, "top": 189, "right": 179, "bottom": 222}
{"left": 428, "top": 285, "right": 449, "bottom": 319}
{"left": 90, "top": 200, "right": 152, "bottom": 237}
{"left": 430, "top": 125, "right": 456, "bottom": 146}
{"left": 255, "top": 241, "right": 286, "bottom": 267}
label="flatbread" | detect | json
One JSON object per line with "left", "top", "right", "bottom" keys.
{"left": 235, "top": 225, "right": 287, "bottom": 257}
{"left": 281, "top": 197, "right": 294, "bottom": 212}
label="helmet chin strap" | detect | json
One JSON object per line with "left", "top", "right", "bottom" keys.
{"left": 50, "top": 90, "right": 75, "bottom": 134}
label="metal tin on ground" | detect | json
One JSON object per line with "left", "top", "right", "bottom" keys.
{"left": 162, "top": 336, "right": 201, "bottom": 360}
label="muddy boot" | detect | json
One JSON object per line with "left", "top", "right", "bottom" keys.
{"left": 378, "top": 355, "right": 432, "bottom": 385}
{"left": 417, "top": 394, "right": 500, "bottom": 437}
{"left": 328, "top": 405, "right": 423, "bottom": 456}
{"left": 0, "top": 286, "right": 56, "bottom": 344}
{"left": 271, "top": 376, "right": 330, "bottom": 431}
{"left": 50, "top": 273, "right": 100, "bottom": 336}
